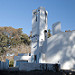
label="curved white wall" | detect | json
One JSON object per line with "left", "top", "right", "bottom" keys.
{"left": 45, "top": 31, "right": 75, "bottom": 69}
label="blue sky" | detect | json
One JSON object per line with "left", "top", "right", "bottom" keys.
{"left": 0, "top": 0, "right": 75, "bottom": 35}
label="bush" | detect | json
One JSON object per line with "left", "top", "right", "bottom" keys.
{"left": 9, "top": 60, "right": 14, "bottom": 67}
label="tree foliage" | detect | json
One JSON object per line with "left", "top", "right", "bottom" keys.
{"left": 0, "top": 26, "right": 31, "bottom": 59}
{"left": 47, "top": 29, "right": 51, "bottom": 38}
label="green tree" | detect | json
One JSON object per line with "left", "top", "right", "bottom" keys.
{"left": 47, "top": 29, "right": 51, "bottom": 38}
{"left": 21, "top": 34, "right": 31, "bottom": 45}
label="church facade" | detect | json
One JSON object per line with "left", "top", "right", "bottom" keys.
{"left": 14, "top": 7, "right": 75, "bottom": 70}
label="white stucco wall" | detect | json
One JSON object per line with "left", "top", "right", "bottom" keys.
{"left": 19, "top": 63, "right": 55, "bottom": 71}
{"left": 45, "top": 31, "right": 75, "bottom": 70}
{"left": 32, "top": 9, "right": 38, "bottom": 36}
{"left": 18, "top": 53, "right": 29, "bottom": 56}
{"left": 39, "top": 7, "right": 47, "bottom": 46}
{"left": 0, "top": 61, "right": 1, "bottom": 70}
{"left": 31, "top": 7, "right": 48, "bottom": 63}
{"left": 52, "top": 22, "right": 61, "bottom": 35}
{"left": 14, "top": 56, "right": 31, "bottom": 67}
{"left": 0, "top": 59, "right": 9, "bottom": 70}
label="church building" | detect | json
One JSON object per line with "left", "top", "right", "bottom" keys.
{"left": 14, "top": 7, "right": 75, "bottom": 70}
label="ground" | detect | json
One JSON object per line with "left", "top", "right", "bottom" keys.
{"left": 1, "top": 69, "right": 75, "bottom": 75}
{"left": 0, "top": 70, "right": 65, "bottom": 75}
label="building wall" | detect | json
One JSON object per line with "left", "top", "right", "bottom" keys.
{"left": 0, "top": 59, "right": 9, "bottom": 70}
{"left": 31, "top": 7, "right": 48, "bottom": 63}
{"left": 52, "top": 22, "right": 61, "bottom": 35}
{"left": 14, "top": 56, "right": 31, "bottom": 67}
{"left": 32, "top": 9, "right": 38, "bottom": 36}
{"left": 38, "top": 7, "right": 47, "bottom": 46}
{"left": 18, "top": 53, "right": 30, "bottom": 56}
{"left": 45, "top": 31, "right": 75, "bottom": 69}
{"left": 19, "top": 63, "right": 56, "bottom": 71}
{"left": 31, "top": 9, "right": 39, "bottom": 55}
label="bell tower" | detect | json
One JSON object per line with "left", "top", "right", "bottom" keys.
{"left": 31, "top": 7, "right": 48, "bottom": 63}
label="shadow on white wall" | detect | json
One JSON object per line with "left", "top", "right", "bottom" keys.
{"left": 45, "top": 31, "right": 75, "bottom": 69}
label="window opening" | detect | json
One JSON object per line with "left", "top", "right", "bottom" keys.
{"left": 45, "top": 11, "right": 47, "bottom": 23}
{"left": 34, "top": 55, "right": 37, "bottom": 63}
{"left": 44, "top": 30, "right": 47, "bottom": 40}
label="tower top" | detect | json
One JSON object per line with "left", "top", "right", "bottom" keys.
{"left": 32, "top": 7, "right": 48, "bottom": 15}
